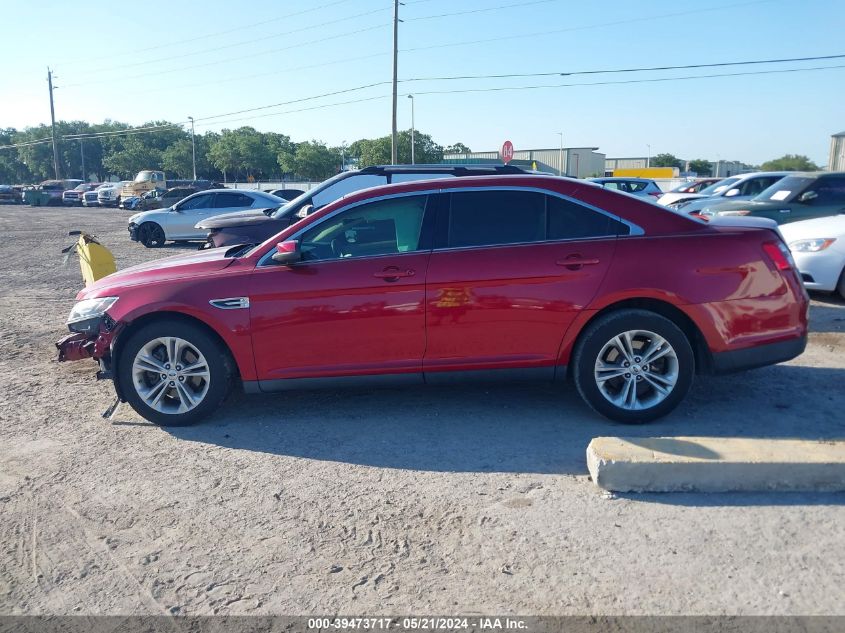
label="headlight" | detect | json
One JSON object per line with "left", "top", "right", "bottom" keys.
{"left": 789, "top": 238, "right": 836, "bottom": 253}
{"left": 67, "top": 297, "right": 118, "bottom": 334}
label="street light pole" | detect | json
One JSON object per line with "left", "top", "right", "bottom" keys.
{"left": 47, "top": 67, "right": 60, "bottom": 180}
{"left": 647, "top": 144, "right": 651, "bottom": 169}
{"left": 390, "top": 0, "right": 399, "bottom": 164}
{"left": 408, "top": 94, "right": 415, "bottom": 165}
{"left": 187, "top": 116, "right": 197, "bottom": 180}
{"left": 557, "top": 132, "right": 564, "bottom": 176}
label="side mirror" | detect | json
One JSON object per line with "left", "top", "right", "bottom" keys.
{"left": 798, "top": 191, "right": 818, "bottom": 203}
{"left": 724, "top": 188, "right": 741, "bottom": 197}
{"left": 295, "top": 203, "right": 314, "bottom": 219}
{"left": 271, "top": 240, "right": 301, "bottom": 264}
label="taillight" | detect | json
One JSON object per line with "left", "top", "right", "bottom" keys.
{"left": 762, "top": 240, "right": 795, "bottom": 271}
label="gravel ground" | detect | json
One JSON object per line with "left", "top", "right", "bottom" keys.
{"left": 0, "top": 204, "right": 843, "bottom": 616}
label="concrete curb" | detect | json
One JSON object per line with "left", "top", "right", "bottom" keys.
{"left": 586, "top": 436, "right": 845, "bottom": 493}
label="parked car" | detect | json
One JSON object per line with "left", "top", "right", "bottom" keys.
{"left": 588, "top": 177, "right": 664, "bottom": 200}
{"left": 57, "top": 174, "right": 808, "bottom": 427}
{"left": 128, "top": 189, "right": 285, "bottom": 247}
{"left": 659, "top": 172, "right": 789, "bottom": 210}
{"left": 661, "top": 178, "right": 722, "bottom": 199}
{"left": 266, "top": 188, "right": 306, "bottom": 201}
{"left": 83, "top": 183, "right": 115, "bottom": 207}
{"left": 0, "top": 185, "right": 22, "bottom": 204}
{"left": 700, "top": 172, "right": 845, "bottom": 224}
{"left": 198, "top": 164, "right": 535, "bottom": 249}
{"left": 62, "top": 183, "right": 100, "bottom": 206}
{"left": 23, "top": 179, "right": 83, "bottom": 206}
{"left": 97, "top": 181, "right": 131, "bottom": 207}
{"left": 780, "top": 213, "right": 845, "bottom": 298}
{"left": 142, "top": 186, "right": 199, "bottom": 210}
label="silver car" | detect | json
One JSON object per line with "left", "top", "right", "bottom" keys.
{"left": 127, "top": 189, "right": 284, "bottom": 247}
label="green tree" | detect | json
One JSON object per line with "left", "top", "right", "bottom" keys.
{"left": 278, "top": 140, "right": 340, "bottom": 180}
{"left": 351, "top": 130, "right": 444, "bottom": 168}
{"left": 445, "top": 142, "right": 472, "bottom": 154}
{"left": 651, "top": 153, "right": 684, "bottom": 169}
{"left": 687, "top": 159, "right": 712, "bottom": 176}
{"left": 760, "top": 154, "right": 819, "bottom": 171}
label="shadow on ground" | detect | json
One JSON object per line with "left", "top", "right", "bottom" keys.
{"left": 164, "top": 364, "right": 845, "bottom": 478}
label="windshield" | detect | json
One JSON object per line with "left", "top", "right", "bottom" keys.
{"left": 134, "top": 170, "right": 153, "bottom": 183}
{"left": 698, "top": 177, "right": 740, "bottom": 196}
{"left": 751, "top": 175, "right": 815, "bottom": 202}
{"left": 270, "top": 173, "right": 356, "bottom": 219}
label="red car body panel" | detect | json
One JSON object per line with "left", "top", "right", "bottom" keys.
{"left": 62, "top": 175, "right": 808, "bottom": 391}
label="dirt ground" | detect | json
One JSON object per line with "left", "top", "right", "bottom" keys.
{"left": 0, "top": 204, "right": 843, "bottom": 616}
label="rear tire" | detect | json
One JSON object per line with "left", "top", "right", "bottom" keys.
{"left": 572, "top": 309, "right": 695, "bottom": 424}
{"left": 117, "top": 320, "right": 232, "bottom": 426}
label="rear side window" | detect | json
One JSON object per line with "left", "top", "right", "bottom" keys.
{"left": 627, "top": 181, "right": 647, "bottom": 193}
{"left": 444, "top": 190, "right": 626, "bottom": 249}
{"left": 447, "top": 190, "right": 545, "bottom": 248}
{"left": 547, "top": 196, "right": 627, "bottom": 239}
{"left": 214, "top": 192, "right": 254, "bottom": 208}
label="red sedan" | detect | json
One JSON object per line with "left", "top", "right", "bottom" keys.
{"left": 57, "top": 175, "right": 808, "bottom": 426}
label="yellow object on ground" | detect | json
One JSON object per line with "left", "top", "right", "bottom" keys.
{"left": 74, "top": 233, "right": 116, "bottom": 286}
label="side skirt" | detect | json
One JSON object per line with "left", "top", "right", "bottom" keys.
{"left": 243, "top": 365, "right": 567, "bottom": 394}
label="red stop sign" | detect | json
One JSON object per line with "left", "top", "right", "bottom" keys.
{"left": 501, "top": 140, "right": 514, "bottom": 164}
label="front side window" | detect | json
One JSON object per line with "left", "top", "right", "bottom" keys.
{"left": 177, "top": 193, "right": 213, "bottom": 210}
{"left": 805, "top": 177, "right": 845, "bottom": 205}
{"left": 299, "top": 195, "right": 429, "bottom": 262}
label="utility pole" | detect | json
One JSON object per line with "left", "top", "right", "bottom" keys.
{"left": 408, "top": 95, "right": 415, "bottom": 165}
{"left": 188, "top": 116, "right": 197, "bottom": 180}
{"left": 80, "top": 139, "right": 85, "bottom": 180}
{"left": 47, "top": 67, "right": 60, "bottom": 180}
{"left": 391, "top": 0, "right": 399, "bottom": 165}
{"left": 647, "top": 144, "right": 651, "bottom": 168}
{"left": 557, "top": 132, "right": 564, "bottom": 176}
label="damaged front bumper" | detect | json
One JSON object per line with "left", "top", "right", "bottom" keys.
{"left": 56, "top": 317, "right": 124, "bottom": 391}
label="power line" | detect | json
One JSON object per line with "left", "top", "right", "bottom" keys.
{"left": 59, "top": 22, "right": 390, "bottom": 88}
{"left": 57, "top": 0, "right": 361, "bottom": 65}
{"left": 404, "top": 53, "right": 845, "bottom": 82}
{"left": 79, "top": 4, "right": 394, "bottom": 75}
{"left": 408, "top": 63, "right": 845, "bottom": 97}
{"left": 405, "top": 0, "right": 556, "bottom": 21}
{"left": 0, "top": 137, "right": 54, "bottom": 151}
{"left": 403, "top": 0, "right": 777, "bottom": 53}
{"left": 194, "top": 63, "right": 845, "bottom": 128}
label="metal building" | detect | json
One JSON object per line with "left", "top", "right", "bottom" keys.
{"left": 443, "top": 147, "right": 606, "bottom": 179}
{"left": 829, "top": 131, "right": 845, "bottom": 171}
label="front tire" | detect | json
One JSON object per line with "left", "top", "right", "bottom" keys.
{"left": 138, "top": 222, "right": 166, "bottom": 248}
{"left": 837, "top": 266, "right": 845, "bottom": 300}
{"left": 117, "top": 320, "right": 232, "bottom": 426}
{"left": 572, "top": 309, "right": 694, "bottom": 424}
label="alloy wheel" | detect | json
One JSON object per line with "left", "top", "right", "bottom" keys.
{"left": 131, "top": 337, "right": 211, "bottom": 414}
{"left": 593, "top": 329, "right": 679, "bottom": 411}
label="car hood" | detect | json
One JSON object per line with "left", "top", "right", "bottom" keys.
{"left": 703, "top": 199, "right": 789, "bottom": 213}
{"left": 195, "top": 208, "right": 274, "bottom": 229}
{"left": 78, "top": 246, "right": 237, "bottom": 299}
{"left": 779, "top": 214, "right": 845, "bottom": 241}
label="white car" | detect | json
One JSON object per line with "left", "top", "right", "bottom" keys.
{"left": 780, "top": 214, "right": 845, "bottom": 298}
{"left": 97, "top": 181, "right": 131, "bottom": 207}
{"left": 127, "top": 189, "right": 285, "bottom": 247}
{"left": 658, "top": 172, "right": 788, "bottom": 209}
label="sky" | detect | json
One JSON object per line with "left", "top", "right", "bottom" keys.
{"left": 3, "top": 0, "right": 845, "bottom": 166}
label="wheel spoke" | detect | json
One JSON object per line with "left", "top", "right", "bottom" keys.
{"left": 174, "top": 381, "right": 197, "bottom": 412}
{"left": 595, "top": 362, "right": 627, "bottom": 383}
{"left": 135, "top": 354, "right": 165, "bottom": 373}
{"left": 641, "top": 335, "right": 668, "bottom": 363}
{"left": 140, "top": 379, "right": 168, "bottom": 409}
{"left": 644, "top": 370, "right": 676, "bottom": 389}
{"left": 181, "top": 361, "right": 209, "bottom": 379}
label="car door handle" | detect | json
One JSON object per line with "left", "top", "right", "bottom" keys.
{"left": 557, "top": 255, "right": 601, "bottom": 270}
{"left": 374, "top": 267, "right": 415, "bottom": 281}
